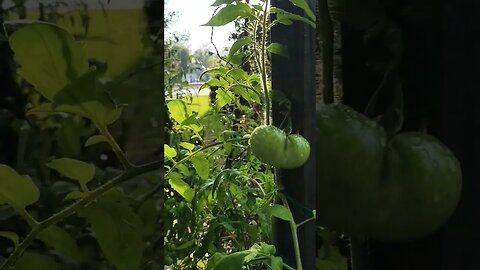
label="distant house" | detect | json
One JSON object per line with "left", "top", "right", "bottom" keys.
{"left": 184, "top": 63, "right": 210, "bottom": 83}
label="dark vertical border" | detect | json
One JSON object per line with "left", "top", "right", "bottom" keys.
{"left": 271, "top": 0, "right": 316, "bottom": 268}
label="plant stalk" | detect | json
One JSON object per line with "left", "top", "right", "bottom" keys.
{"left": 0, "top": 160, "right": 162, "bottom": 270}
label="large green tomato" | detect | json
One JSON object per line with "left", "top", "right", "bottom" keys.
{"left": 249, "top": 125, "right": 310, "bottom": 169}
{"left": 316, "top": 104, "right": 462, "bottom": 242}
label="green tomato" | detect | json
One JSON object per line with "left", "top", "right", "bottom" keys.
{"left": 249, "top": 125, "right": 310, "bottom": 169}
{"left": 316, "top": 104, "right": 462, "bottom": 242}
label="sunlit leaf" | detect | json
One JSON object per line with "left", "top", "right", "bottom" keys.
{"left": 167, "top": 99, "right": 191, "bottom": 124}
{"left": 289, "top": 0, "right": 316, "bottom": 21}
{"left": 164, "top": 144, "right": 177, "bottom": 160}
{"left": 191, "top": 154, "right": 210, "bottom": 180}
{"left": 203, "top": 3, "right": 252, "bottom": 26}
{"left": 227, "top": 37, "right": 253, "bottom": 62}
{"left": 168, "top": 172, "right": 194, "bottom": 202}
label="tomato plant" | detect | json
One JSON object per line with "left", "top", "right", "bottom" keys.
{"left": 165, "top": 0, "right": 315, "bottom": 269}
{"left": 0, "top": 8, "right": 162, "bottom": 269}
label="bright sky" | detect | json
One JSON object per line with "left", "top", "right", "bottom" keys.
{"left": 165, "top": 0, "right": 236, "bottom": 53}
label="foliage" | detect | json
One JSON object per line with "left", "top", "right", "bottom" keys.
{"left": 165, "top": 0, "right": 316, "bottom": 269}
{"left": 0, "top": 3, "right": 162, "bottom": 269}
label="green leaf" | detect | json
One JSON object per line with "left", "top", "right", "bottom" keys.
{"left": 271, "top": 256, "right": 284, "bottom": 270}
{"left": 267, "top": 43, "right": 289, "bottom": 58}
{"left": 0, "top": 231, "right": 19, "bottom": 248}
{"left": 271, "top": 7, "right": 315, "bottom": 28}
{"left": 0, "top": 165, "right": 39, "bottom": 213}
{"left": 78, "top": 198, "right": 144, "bottom": 270}
{"left": 15, "top": 252, "right": 61, "bottom": 270}
{"left": 288, "top": 0, "right": 316, "bottom": 21}
{"left": 8, "top": 22, "right": 88, "bottom": 100}
{"left": 37, "top": 226, "right": 83, "bottom": 262}
{"left": 216, "top": 89, "right": 235, "bottom": 110}
{"left": 138, "top": 199, "right": 157, "bottom": 238}
{"left": 9, "top": 23, "right": 120, "bottom": 127}
{"left": 46, "top": 158, "right": 95, "bottom": 186}
{"left": 168, "top": 173, "right": 194, "bottom": 202}
{"left": 208, "top": 251, "right": 249, "bottom": 270}
{"left": 227, "top": 37, "right": 253, "bottom": 61}
{"left": 179, "top": 142, "right": 195, "bottom": 152}
{"left": 203, "top": 3, "right": 252, "bottom": 26}
{"left": 191, "top": 154, "right": 210, "bottom": 180}
{"left": 266, "top": 204, "right": 293, "bottom": 222}
{"left": 212, "top": 0, "right": 236, "bottom": 6}
{"left": 167, "top": 99, "right": 191, "bottom": 124}
{"left": 64, "top": 190, "right": 85, "bottom": 201}
{"left": 164, "top": 144, "right": 177, "bottom": 160}
{"left": 84, "top": 135, "right": 108, "bottom": 147}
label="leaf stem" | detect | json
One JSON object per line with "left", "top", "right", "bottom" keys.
{"left": 260, "top": 0, "right": 271, "bottom": 125}
{"left": 0, "top": 160, "right": 162, "bottom": 270}
{"left": 99, "top": 127, "right": 133, "bottom": 170}
{"left": 280, "top": 195, "right": 302, "bottom": 270}
{"left": 137, "top": 137, "right": 249, "bottom": 204}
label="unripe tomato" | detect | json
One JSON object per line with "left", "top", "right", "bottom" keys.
{"left": 316, "top": 103, "right": 462, "bottom": 242}
{"left": 249, "top": 125, "right": 310, "bottom": 169}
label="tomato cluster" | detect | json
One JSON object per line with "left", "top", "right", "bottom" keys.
{"left": 249, "top": 125, "right": 310, "bottom": 169}
{"left": 316, "top": 104, "right": 462, "bottom": 242}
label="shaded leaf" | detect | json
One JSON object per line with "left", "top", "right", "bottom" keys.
{"left": 15, "top": 253, "right": 61, "bottom": 270}
{"left": 266, "top": 204, "right": 293, "bottom": 222}
{"left": 78, "top": 198, "right": 144, "bottom": 270}
{"left": 267, "top": 43, "right": 288, "bottom": 58}
{"left": 46, "top": 158, "right": 95, "bottom": 186}
{"left": 191, "top": 154, "right": 210, "bottom": 180}
{"left": 0, "top": 231, "right": 19, "bottom": 248}
{"left": 37, "top": 226, "right": 83, "bottom": 262}
{"left": 84, "top": 135, "right": 108, "bottom": 147}
{"left": 0, "top": 165, "right": 39, "bottom": 213}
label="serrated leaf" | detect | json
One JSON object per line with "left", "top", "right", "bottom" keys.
{"left": 46, "top": 158, "right": 95, "bottom": 186}
{"left": 288, "top": 0, "right": 316, "bottom": 21}
{"left": 227, "top": 37, "right": 253, "bottom": 61}
{"left": 167, "top": 99, "right": 191, "bottom": 124}
{"left": 37, "top": 226, "right": 83, "bottom": 262}
{"left": 0, "top": 165, "right": 39, "bottom": 213}
{"left": 168, "top": 173, "right": 194, "bottom": 202}
{"left": 164, "top": 144, "right": 177, "bottom": 160}
{"left": 179, "top": 142, "right": 195, "bottom": 152}
{"left": 15, "top": 252, "right": 61, "bottom": 270}
{"left": 266, "top": 204, "right": 293, "bottom": 222}
{"left": 0, "top": 231, "right": 19, "bottom": 248}
{"left": 9, "top": 23, "right": 88, "bottom": 100}
{"left": 9, "top": 23, "right": 120, "bottom": 127}
{"left": 84, "top": 135, "right": 108, "bottom": 146}
{"left": 203, "top": 3, "right": 252, "bottom": 26}
{"left": 267, "top": 43, "right": 288, "bottom": 58}
{"left": 216, "top": 89, "right": 235, "bottom": 110}
{"left": 191, "top": 154, "right": 210, "bottom": 180}
{"left": 77, "top": 198, "right": 144, "bottom": 270}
